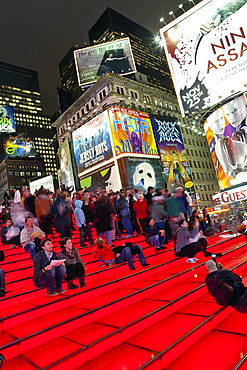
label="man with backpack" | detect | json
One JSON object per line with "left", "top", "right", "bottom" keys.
{"left": 205, "top": 260, "right": 247, "bottom": 313}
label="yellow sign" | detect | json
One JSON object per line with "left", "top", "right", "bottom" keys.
{"left": 185, "top": 181, "right": 194, "bottom": 188}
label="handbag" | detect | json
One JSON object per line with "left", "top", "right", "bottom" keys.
{"left": 6, "top": 226, "right": 20, "bottom": 241}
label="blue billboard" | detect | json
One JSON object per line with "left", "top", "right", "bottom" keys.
{"left": 0, "top": 106, "right": 16, "bottom": 133}
{"left": 72, "top": 111, "right": 113, "bottom": 174}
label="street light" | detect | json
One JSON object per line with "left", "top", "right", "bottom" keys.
{"left": 169, "top": 11, "right": 176, "bottom": 19}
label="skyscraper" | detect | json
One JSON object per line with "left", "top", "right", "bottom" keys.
{"left": 88, "top": 7, "right": 174, "bottom": 94}
{"left": 0, "top": 61, "right": 57, "bottom": 195}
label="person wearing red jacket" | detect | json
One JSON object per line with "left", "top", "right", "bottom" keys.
{"left": 94, "top": 238, "right": 115, "bottom": 267}
{"left": 133, "top": 194, "right": 151, "bottom": 234}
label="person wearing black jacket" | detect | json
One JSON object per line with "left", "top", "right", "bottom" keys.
{"left": 205, "top": 260, "right": 247, "bottom": 313}
{"left": 82, "top": 198, "right": 94, "bottom": 245}
{"left": 33, "top": 238, "right": 66, "bottom": 296}
{"left": 113, "top": 242, "right": 149, "bottom": 270}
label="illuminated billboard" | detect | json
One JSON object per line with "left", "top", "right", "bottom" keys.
{"left": 151, "top": 115, "right": 193, "bottom": 191}
{"left": 29, "top": 175, "right": 54, "bottom": 194}
{"left": 72, "top": 111, "right": 113, "bottom": 174}
{"left": 108, "top": 106, "right": 158, "bottom": 156}
{"left": 204, "top": 94, "right": 247, "bottom": 189}
{"left": 58, "top": 138, "right": 75, "bottom": 190}
{"left": 80, "top": 165, "right": 121, "bottom": 192}
{"left": 0, "top": 106, "right": 16, "bottom": 133}
{"left": 4, "top": 134, "right": 35, "bottom": 157}
{"left": 118, "top": 157, "right": 164, "bottom": 191}
{"left": 74, "top": 37, "right": 136, "bottom": 87}
{"left": 160, "top": 0, "right": 247, "bottom": 116}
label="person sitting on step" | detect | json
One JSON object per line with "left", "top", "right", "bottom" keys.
{"left": 58, "top": 237, "right": 86, "bottom": 289}
{"left": 94, "top": 238, "right": 116, "bottom": 267}
{"left": 33, "top": 238, "right": 66, "bottom": 297}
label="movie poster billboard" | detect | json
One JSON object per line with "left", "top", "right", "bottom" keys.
{"left": 29, "top": 175, "right": 54, "bottom": 194}
{"left": 0, "top": 106, "right": 16, "bottom": 133}
{"left": 108, "top": 106, "right": 159, "bottom": 156}
{"left": 80, "top": 165, "right": 121, "bottom": 192}
{"left": 160, "top": 0, "right": 247, "bottom": 116}
{"left": 72, "top": 111, "right": 113, "bottom": 174}
{"left": 117, "top": 157, "right": 164, "bottom": 191}
{"left": 74, "top": 37, "right": 136, "bottom": 87}
{"left": 204, "top": 94, "right": 247, "bottom": 189}
{"left": 4, "top": 134, "right": 35, "bottom": 157}
{"left": 151, "top": 115, "right": 193, "bottom": 192}
{"left": 58, "top": 138, "right": 75, "bottom": 190}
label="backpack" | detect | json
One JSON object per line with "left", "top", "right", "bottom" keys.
{"left": 205, "top": 273, "right": 234, "bottom": 306}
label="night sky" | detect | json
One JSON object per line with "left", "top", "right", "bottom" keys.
{"left": 0, "top": 0, "right": 182, "bottom": 116}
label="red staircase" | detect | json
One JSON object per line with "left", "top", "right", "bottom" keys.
{"left": 0, "top": 229, "right": 247, "bottom": 370}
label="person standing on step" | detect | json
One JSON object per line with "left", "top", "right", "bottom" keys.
{"left": 58, "top": 237, "right": 85, "bottom": 289}
{"left": 33, "top": 238, "right": 66, "bottom": 296}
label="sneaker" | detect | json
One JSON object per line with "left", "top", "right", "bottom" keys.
{"left": 99, "top": 263, "right": 107, "bottom": 267}
{"left": 130, "top": 267, "right": 136, "bottom": 270}
{"left": 0, "top": 289, "right": 6, "bottom": 297}
{"left": 109, "top": 262, "right": 115, "bottom": 266}
{"left": 159, "top": 246, "right": 167, "bottom": 250}
{"left": 186, "top": 258, "right": 197, "bottom": 263}
{"left": 46, "top": 291, "right": 59, "bottom": 297}
{"left": 193, "top": 257, "right": 199, "bottom": 261}
{"left": 141, "top": 263, "right": 150, "bottom": 267}
{"left": 155, "top": 246, "right": 166, "bottom": 251}
{"left": 211, "top": 253, "right": 222, "bottom": 258}
{"left": 58, "top": 289, "right": 66, "bottom": 294}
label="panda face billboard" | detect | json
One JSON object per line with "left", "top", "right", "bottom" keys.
{"left": 160, "top": 0, "right": 247, "bottom": 116}
{"left": 117, "top": 157, "right": 164, "bottom": 191}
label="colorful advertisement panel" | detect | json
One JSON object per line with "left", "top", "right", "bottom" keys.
{"left": 4, "top": 134, "right": 35, "bottom": 157}
{"left": 212, "top": 184, "right": 247, "bottom": 206}
{"left": 0, "top": 106, "right": 16, "bottom": 133}
{"left": 72, "top": 111, "right": 113, "bottom": 174}
{"left": 160, "top": 0, "right": 247, "bottom": 116}
{"left": 80, "top": 165, "right": 121, "bottom": 192}
{"left": 58, "top": 138, "right": 75, "bottom": 190}
{"left": 29, "top": 175, "right": 54, "bottom": 194}
{"left": 151, "top": 115, "right": 193, "bottom": 192}
{"left": 118, "top": 157, "right": 164, "bottom": 191}
{"left": 204, "top": 95, "right": 247, "bottom": 189}
{"left": 108, "top": 106, "right": 158, "bottom": 156}
{"left": 74, "top": 37, "right": 136, "bottom": 87}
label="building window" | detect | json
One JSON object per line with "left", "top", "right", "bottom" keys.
{"left": 116, "top": 86, "right": 124, "bottom": 95}
{"left": 86, "top": 103, "right": 89, "bottom": 112}
{"left": 20, "top": 172, "right": 25, "bottom": 176}
{"left": 14, "top": 171, "right": 19, "bottom": 176}
{"left": 130, "top": 90, "right": 138, "bottom": 99}
{"left": 91, "top": 99, "right": 95, "bottom": 108}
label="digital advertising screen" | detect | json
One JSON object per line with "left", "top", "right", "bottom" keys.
{"left": 72, "top": 111, "right": 113, "bottom": 174}
{"left": 160, "top": 0, "right": 247, "bottom": 116}
{"left": 204, "top": 94, "right": 247, "bottom": 189}
{"left": 29, "top": 175, "right": 54, "bottom": 194}
{"left": 0, "top": 106, "right": 16, "bottom": 133}
{"left": 108, "top": 106, "right": 159, "bottom": 156}
{"left": 80, "top": 165, "right": 121, "bottom": 192}
{"left": 4, "top": 134, "right": 35, "bottom": 157}
{"left": 58, "top": 138, "right": 75, "bottom": 190}
{"left": 117, "top": 157, "right": 164, "bottom": 191}
{"left": 151, "top": 115, "right": 193, "bottom": 192}
{"left": 74, "top": 37, "right": 136, "bottom": 86}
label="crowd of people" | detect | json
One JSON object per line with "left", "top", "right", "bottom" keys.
{"left": 0, "top": 184, "right": 246, "bottom": 307}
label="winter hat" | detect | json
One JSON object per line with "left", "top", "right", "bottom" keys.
{"left": 205, "top": 260, "right": 217, "bottom": 273}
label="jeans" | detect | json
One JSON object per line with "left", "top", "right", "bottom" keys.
{"left": 99, "top": 230, "right": 112, "bottom": 246}
{"left": 0, "top": 268, "right": 5, "bottom": 290}
{"left": 121, "top": 217, "right": 133, "bottom": 235}
{"left": 24, "top": 242, "right": 36, "bottom": 260}
{"left": 86, "top": 224, "right": 93, "bottom": 245}
{"left": 121, "top": 245, "right": 146, "bottom": 269}
{"left": 79, "top": 227, "right": 86, "bottom": 247}
{"left": 38, "top": 265, "right": 66, "bottom": 293}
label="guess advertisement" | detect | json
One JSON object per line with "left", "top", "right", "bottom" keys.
{"left": 212, "top": 184, "right": 247, "bottom": 205}
{"left": 160, "top": 0, "right": 247, "bottom": 115}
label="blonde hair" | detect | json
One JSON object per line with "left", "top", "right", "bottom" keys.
{"left": 94, "top": 238, "right": 105, "bottom": 245}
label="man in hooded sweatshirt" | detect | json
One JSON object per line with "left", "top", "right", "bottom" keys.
{"left": 74, "top": 200, "right": 86, "bottom": 247}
